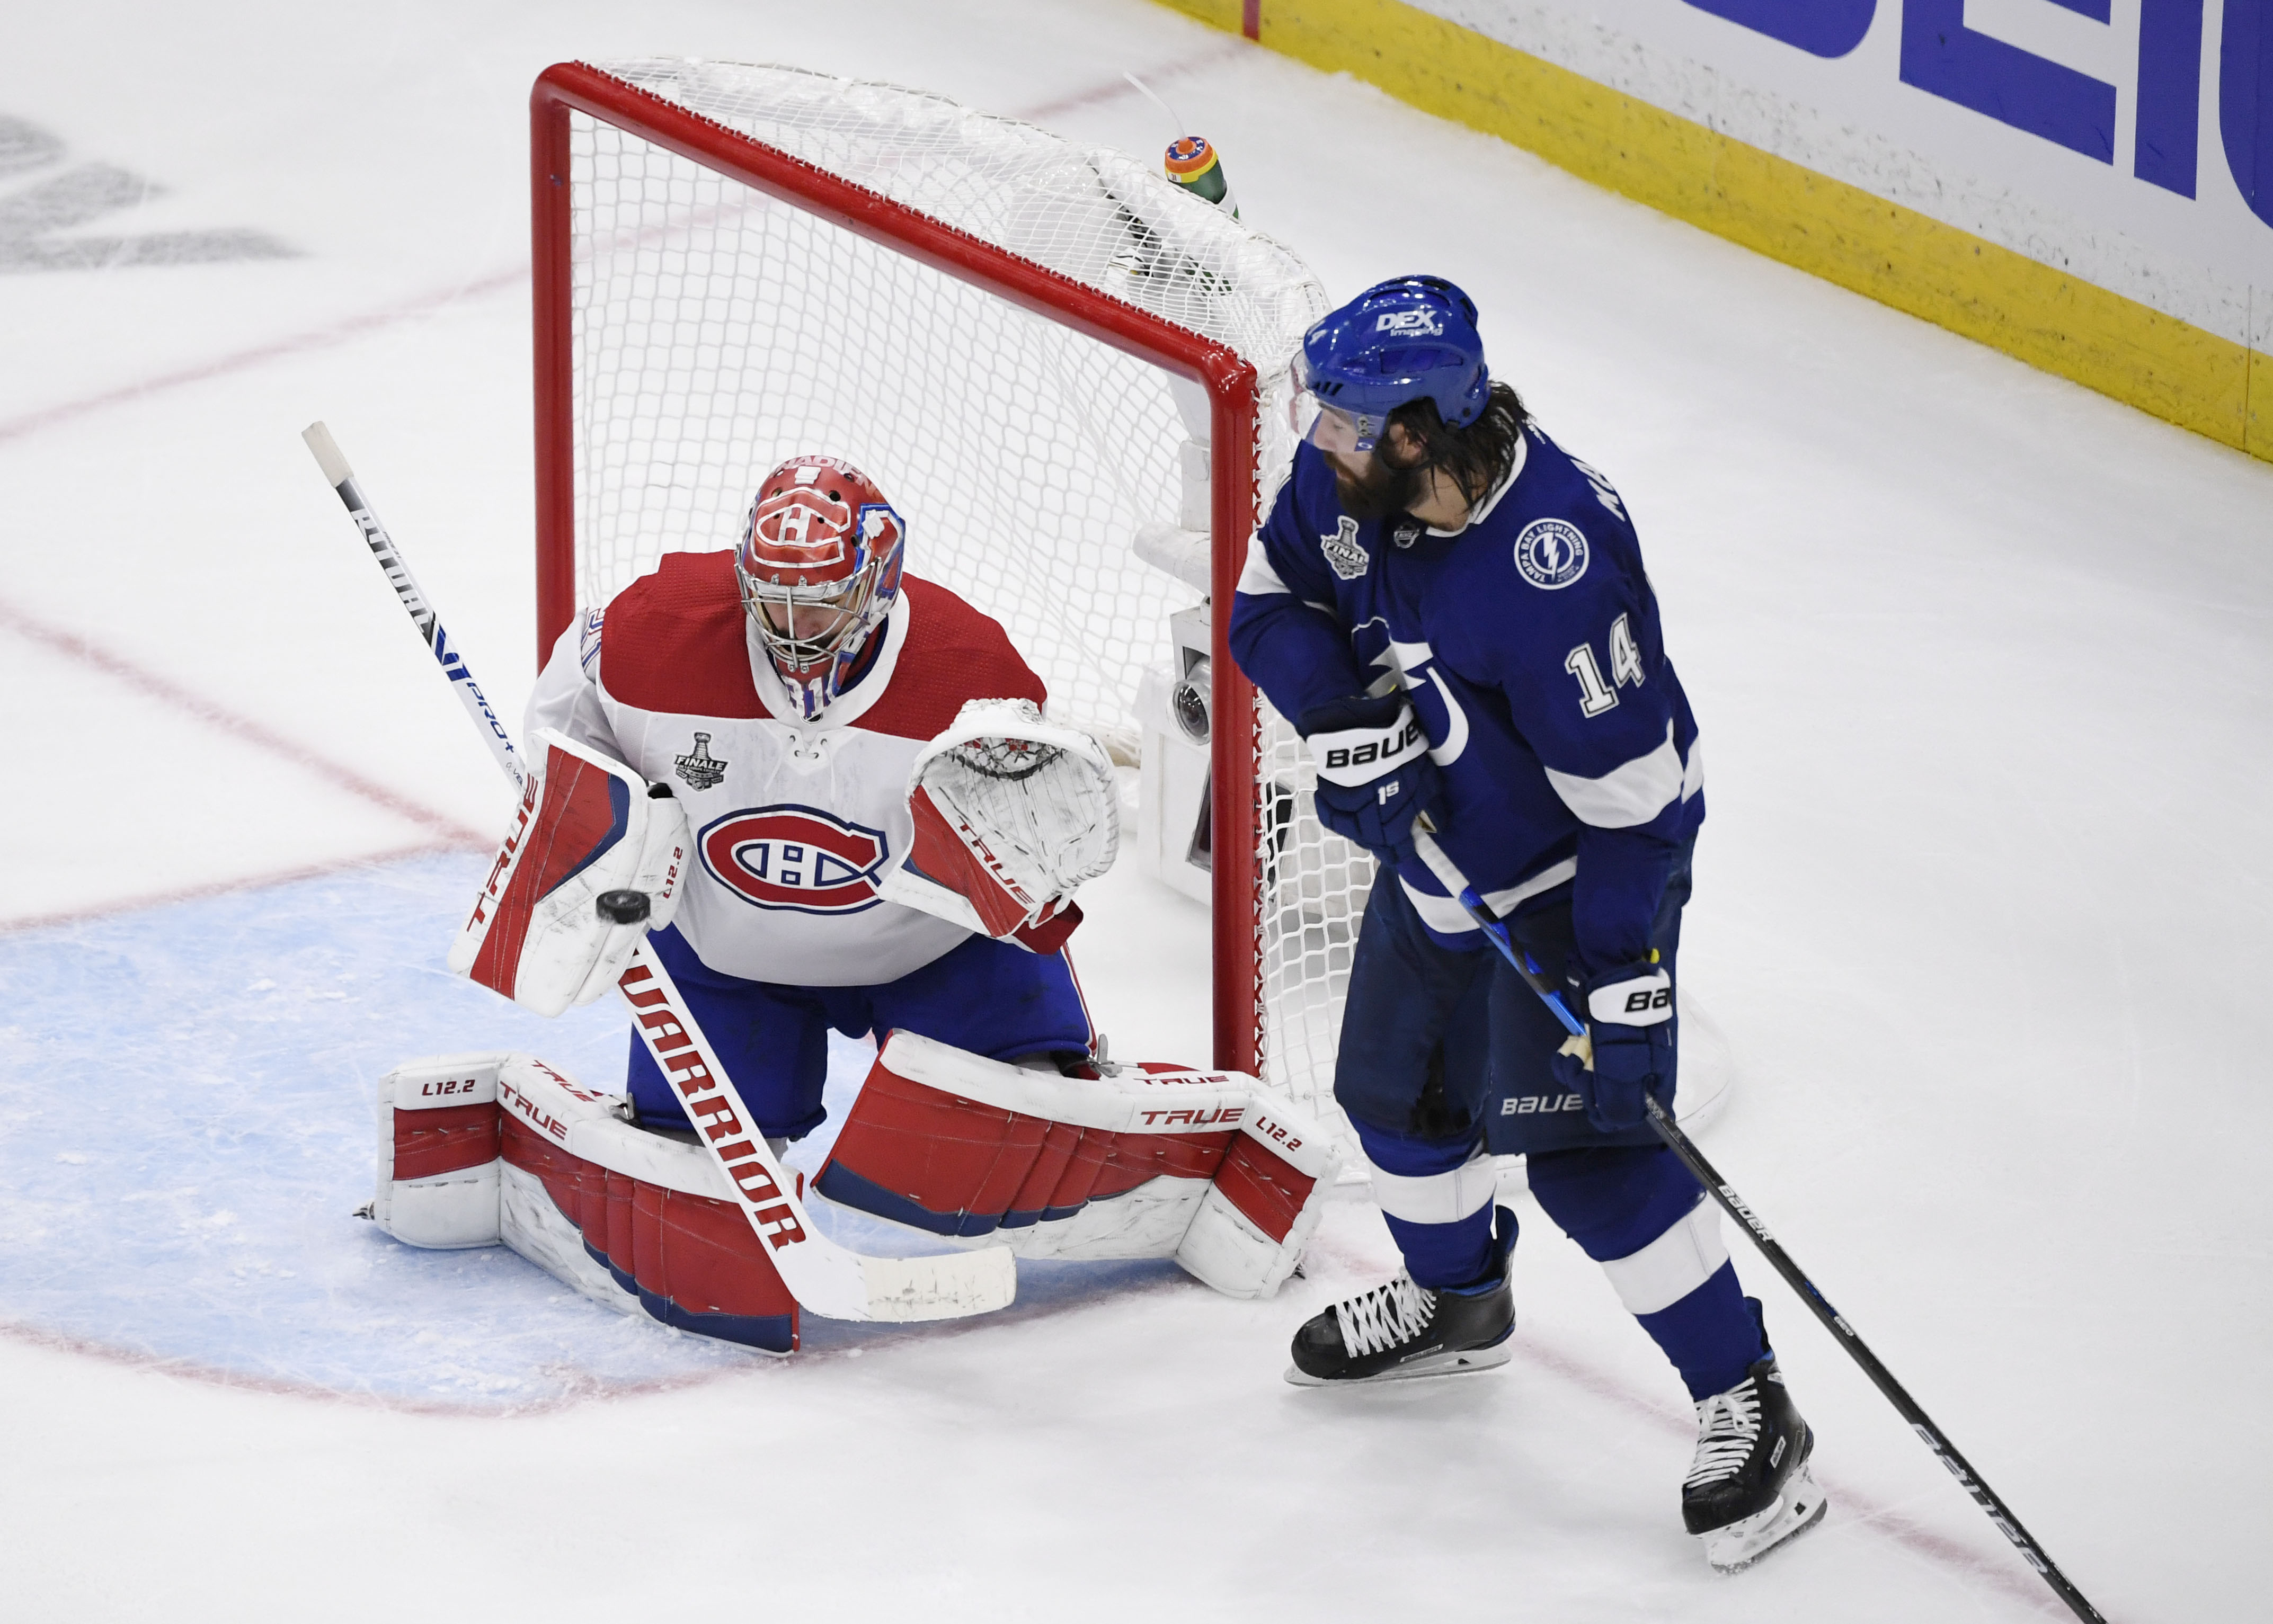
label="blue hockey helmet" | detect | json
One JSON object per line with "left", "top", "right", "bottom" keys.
{"left": 1293, "top": 275, "right": 1489, "bottom": 454}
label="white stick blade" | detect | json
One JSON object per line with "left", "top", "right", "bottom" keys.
{"left": 857, "top": 1248, "right": 1018, "bottom": 1322}
{"left": 302, "top": 421, "right": 353, "bottom": 487}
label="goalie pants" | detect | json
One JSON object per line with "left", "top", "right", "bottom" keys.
{"left": 626, "top": 923, "right": 1095, "bottom": 1141}
{"left": 1336, "top": 834, "right": 1764, "bottom": 1400}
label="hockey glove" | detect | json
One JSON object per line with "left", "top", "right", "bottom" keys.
{"left": 1549, "top": 953, "right": 1675, "bottom": 1134}
{"left": 1298, "top": 692, "right": 1440, "bottom": 861}
{"left": 882, "top": 699, "right": 1117, "bottom": 952}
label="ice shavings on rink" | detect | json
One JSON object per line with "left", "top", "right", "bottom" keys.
{"left": 0, "top": 852, "right": 1181, "bottom": 1406}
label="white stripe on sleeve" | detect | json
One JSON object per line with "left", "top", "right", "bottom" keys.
{"left": 1598, "top": 1196, "right": 1729, "bottom": 1316}
{"left": 1397, "top": 859, "right": 1577, "bottom": 935}
{"left": 1235, "top": 530, "right": 1291, "bottom": 596}
{"left": 1366, "top": 1146, "right": 1499, "bottom": 1226}
{"left": 1544, "top": 721, "right": 1686, "bottom": 828}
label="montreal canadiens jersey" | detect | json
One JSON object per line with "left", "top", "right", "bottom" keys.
{"left": 1228, "top": 421, "right": 1703, "bottom": 971}
{"left": 527, "top": 552, "right": 1046, "bottom": 988}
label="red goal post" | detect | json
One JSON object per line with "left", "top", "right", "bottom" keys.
{"left": 528, "top": 61, "right": 1350, "bottom": 1108}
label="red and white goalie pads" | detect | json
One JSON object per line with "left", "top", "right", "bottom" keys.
{"left": 369, "top": 1052, "right": 798, "bottom": 1354}
{"left": 448, "top": 728, "right": 689, "bottom": 1017}
{"left": 880, "top": 699, "right": 1117, "bottom": 955}
{"left": 815, "top": 1033, "right": 1340, "bottom": 1299}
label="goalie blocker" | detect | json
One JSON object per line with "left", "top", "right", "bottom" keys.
{"left": 818, "top": 1033, "right": 1339, "bottom": 1298}
{"left": 447, "top": 728, "right": 689, "bottom": 1017}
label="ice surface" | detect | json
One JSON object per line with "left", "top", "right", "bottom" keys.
{"left": 1, "top": 0, "right": 2265, "bottom": 1619}
{"left": 0, "top": 855, "right": 741, "bottom": 1404}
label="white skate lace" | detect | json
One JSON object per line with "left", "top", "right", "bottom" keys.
{"left": 1684, "top": 1378, "right": 1763, "bottom": 1489}
{"left": 1334, "top": 1273, "right": 1436, "bottom": 1358}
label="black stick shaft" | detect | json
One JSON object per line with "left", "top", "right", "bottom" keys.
{"left": 1641, "top": 1100, "right": 2106, "bottom": 1622}
{"left": 1416, "top": 830, "right": 2109, "bottom": 1621}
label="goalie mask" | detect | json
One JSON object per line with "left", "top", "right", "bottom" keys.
{"left": 734, "top": 454, "right": 907, "bottom": 719}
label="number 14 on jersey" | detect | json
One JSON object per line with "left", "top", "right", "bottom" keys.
{"left": 1565, "top": 613, "right": 1644, "bottom": 717}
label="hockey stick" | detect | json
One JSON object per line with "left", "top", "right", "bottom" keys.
{"left": 301, "top": 421, "right": 1017, "bottom": 1324}
{"left": 1409, "top": 824, "right": 2108, "bottom": 1624}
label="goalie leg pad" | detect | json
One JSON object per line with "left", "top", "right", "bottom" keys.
{"left": 373, "top": 1053, "right": 797, "bottom": 1353}
{"left": 500, "top": 1151, "right": 636, "bottom": 1317}
{"left": 816, "top": 1046, "right": 1237, "bottom": 1241}
{"left": 495, "top": 1061, "right": 798, "bottom": 1354}
{"left": 1002, "top": 1120, "right": 1084, "bottom": 1228}
{"left": 814, "top": 1061, "right": 1056, "bottom": 1237}
{"left": 372, "top": 1055, "right": 511, "bottom": 1248}
{"left": 1175, "top": 1124, "right": 1334, "bottom": 1300}
{"left": 816, "top": 1033, "right": 1340, "bottom": 1296}
{"left": 629, "top": 1178, "right": 799, "bottom": 1349}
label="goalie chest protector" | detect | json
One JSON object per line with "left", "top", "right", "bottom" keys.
{"left": 529, "top": 552, "right": 1047, "bottom": 988}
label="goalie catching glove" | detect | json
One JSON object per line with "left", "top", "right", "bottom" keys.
{"left": 448, "top": 728, "right": 690, "bottom": 1016}
{"left": 881, "top": 698, "right": 1118, "bottom": 954}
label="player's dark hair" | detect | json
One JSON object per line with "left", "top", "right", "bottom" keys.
{"left": 1385, "top": 381, "right": 1529, "bottom": 508}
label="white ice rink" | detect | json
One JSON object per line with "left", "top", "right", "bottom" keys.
{"left": 2, "top": 2, "right": 2266, "bottom": 1619}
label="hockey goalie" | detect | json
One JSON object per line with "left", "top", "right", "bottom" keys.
{"left": 368, "top": 454, "right": 1337, "bottom": 1353}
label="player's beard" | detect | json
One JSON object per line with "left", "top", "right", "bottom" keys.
{"left": 1330, "top": 449, "right": 1428, "bottom": 521}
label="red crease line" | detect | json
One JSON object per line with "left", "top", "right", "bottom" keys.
{"left": 0, "top": 48, "right": 1246, "bottom": 454}
{"left": 0, "top": 840, "right": 481, "bottom": 935}
{"left": 1514, "top": 1334, "right": 2077, "bottom": 1618}
{"left": 0, "top": 596, "right": 487, "bottom": 846}
{"left": 0, "top": 265, "right": 523, "bottom": 448}
{"left": 0, "top": 1316, "right": 751, "bottom": 1418}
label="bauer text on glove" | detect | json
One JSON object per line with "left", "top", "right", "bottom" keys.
{"left": 1548, "top": 954, "right": 1674, "bottom": 1134}
{"left": 1298, "top": 692, "right": 1441, "bottom": 860}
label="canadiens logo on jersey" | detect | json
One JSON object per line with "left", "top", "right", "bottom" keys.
{"left": 674, "top": 732, "right": 728, "bottom": 791}
{"left": 699, "top": 806, "right": 890, "bottom": 914}
{"left": 1321, "top": 516, "right": 1371, "bottom": 581}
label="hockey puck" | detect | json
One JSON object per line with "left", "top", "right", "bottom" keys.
{"left": 595, "top": 889, "right": 652, "bottom": 925}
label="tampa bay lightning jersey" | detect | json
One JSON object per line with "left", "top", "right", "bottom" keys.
{"left": 1228, "top": 421, "right": 1703, "bottom": 971}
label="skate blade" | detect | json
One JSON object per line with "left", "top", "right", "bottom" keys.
{"left": 1282, "top": 1340, "right": 1513, "bottom": 1388}
{"left": 1702, "top": 1466, "right": 1828, "bottom": 1574}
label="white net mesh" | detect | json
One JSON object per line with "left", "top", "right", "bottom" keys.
{"left": 563, "top": 59, "right": 1371, "bottom": 1143}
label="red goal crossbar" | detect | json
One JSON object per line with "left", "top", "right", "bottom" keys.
{"left": 528, "top": 62, "right": 1267, "bottom": 1079}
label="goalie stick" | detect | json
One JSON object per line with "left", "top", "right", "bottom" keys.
{"left": 302, "top": 421, "right": 1016, "bottom": 1324}
{"left": 1409, "top": 825, "right": 2107, "bottom": 1624}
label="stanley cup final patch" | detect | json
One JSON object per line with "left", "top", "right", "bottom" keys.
{"left": 1321, "top": 516, "right": 1371, "bottom": 581}
{"left": 674, "top": 732, "right": 729, "bottom": 791}
{"left": 1514, "top": 518, "right": 1590, "bottom": 590}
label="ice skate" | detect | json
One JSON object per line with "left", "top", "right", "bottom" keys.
{"left": 1683, "top": 1341, "right": 1827, "bottom": 1573}
{"left": 1285, "top": 1208, "right": 1516, "bottom": 1386}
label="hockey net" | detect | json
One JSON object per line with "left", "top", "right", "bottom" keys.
{"left": 532, "top": 59, "right": 1373, "bottom": 1147}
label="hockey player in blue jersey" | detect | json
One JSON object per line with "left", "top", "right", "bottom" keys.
{"left": 1229, "top": 276, "right": 1824, "bottom": 1572}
